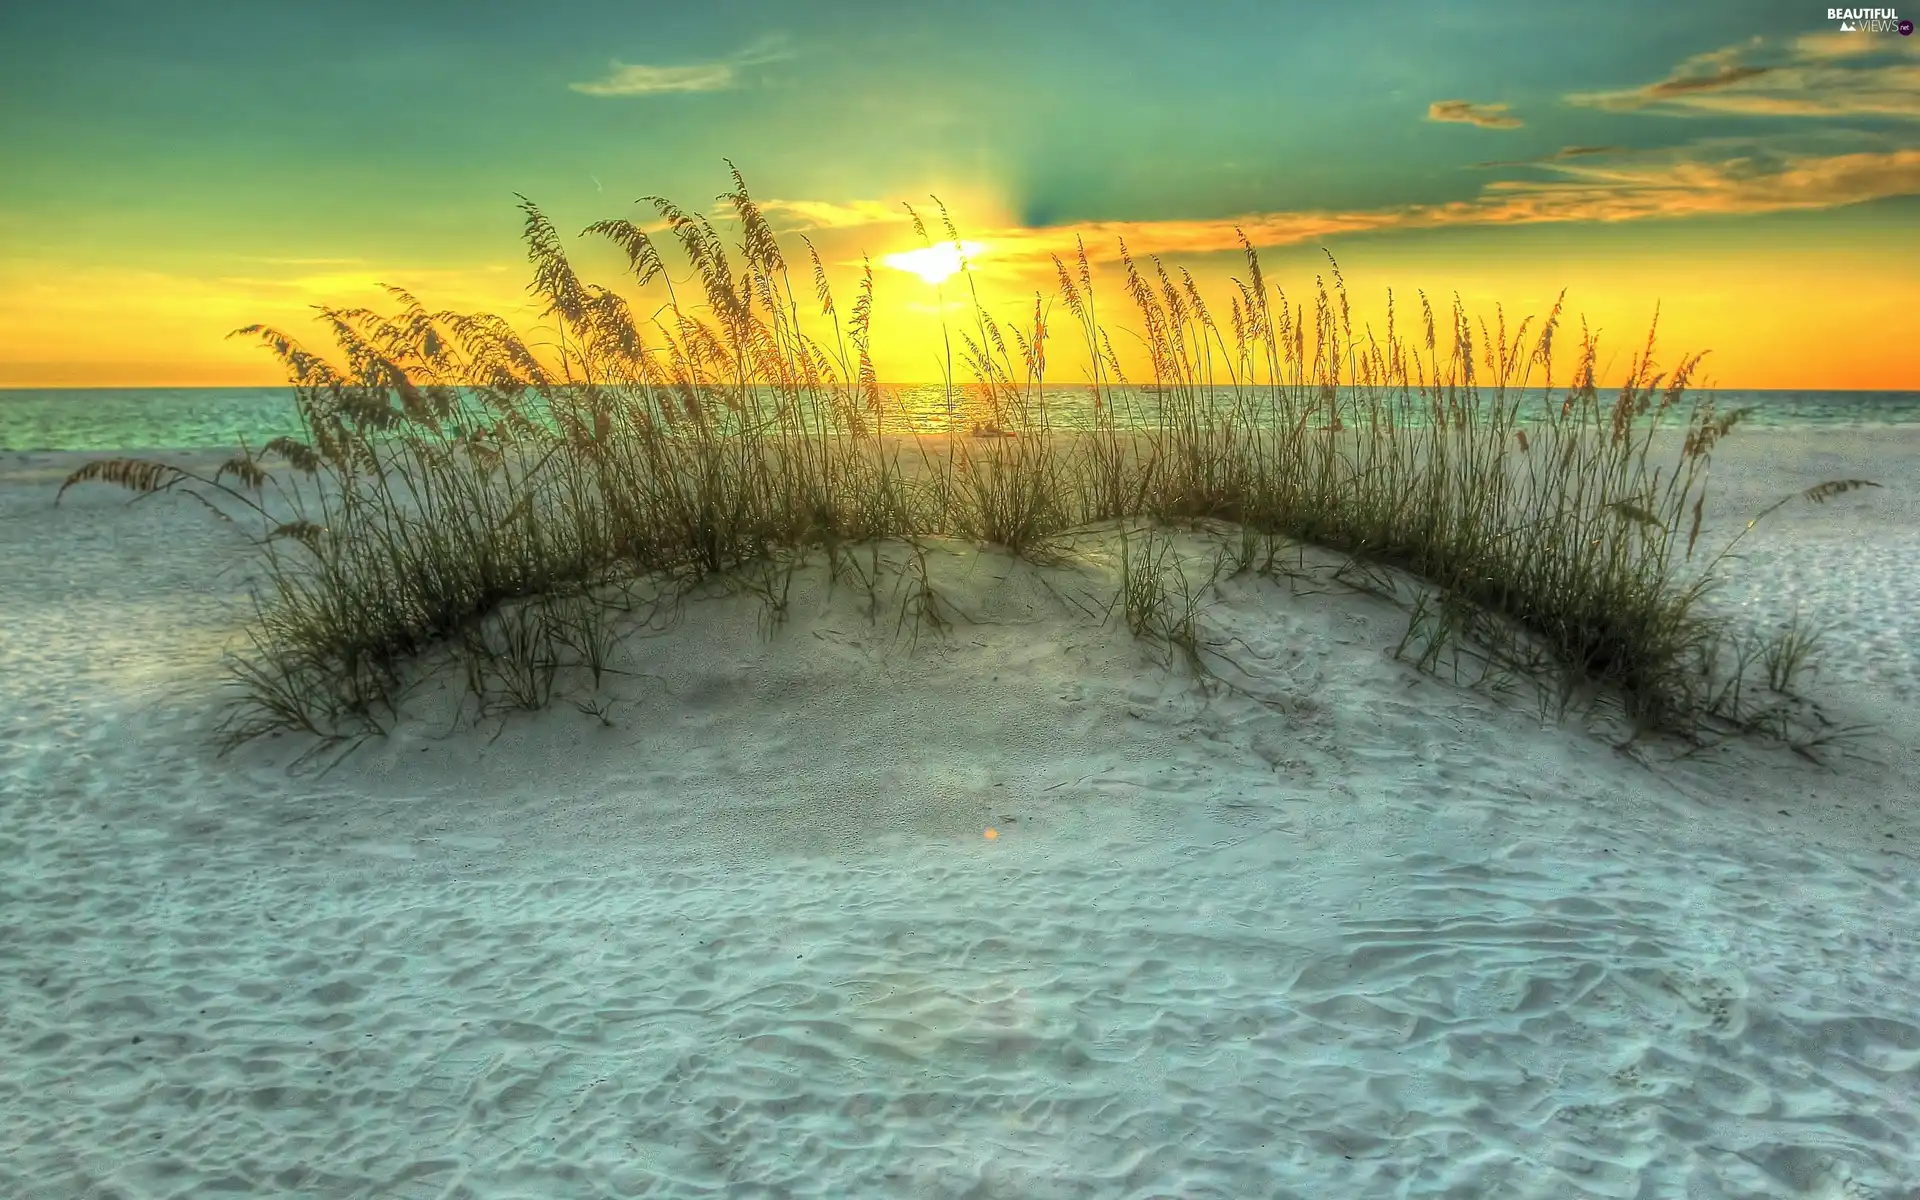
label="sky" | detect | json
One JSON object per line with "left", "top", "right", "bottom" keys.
{"left": 1, "top": 0, "right": 1916, "bottom": 390}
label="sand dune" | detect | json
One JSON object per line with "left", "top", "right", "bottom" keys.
{"left": 2, "top": 430, "right": 1917, "bottom": 1198}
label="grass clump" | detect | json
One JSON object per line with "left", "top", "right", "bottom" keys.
{"left": 60, "top": 166, "right": 1877, "bottom": 764}
{"left": 1113, "top": 526, "right": 1211, "bottom": 678}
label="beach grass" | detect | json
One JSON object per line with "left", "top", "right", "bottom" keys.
{"left": 58, "top": 168, "right": 1878, "bottom": 764}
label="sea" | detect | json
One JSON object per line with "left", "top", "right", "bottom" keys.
{"left": 4, "top": 385, "right": 1920, "bottom": 452}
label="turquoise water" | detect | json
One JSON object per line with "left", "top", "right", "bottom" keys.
{"left": 4, "top": 385, "right": 1920, "bottom": 451}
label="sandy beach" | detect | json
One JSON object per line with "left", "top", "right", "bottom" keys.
{"left": 3, "top": 428, "right": 1917, "bottom": 1198}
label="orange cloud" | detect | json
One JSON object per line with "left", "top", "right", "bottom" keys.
{"left": 1427, "top": 100, "right": 1524, "bottom": 129}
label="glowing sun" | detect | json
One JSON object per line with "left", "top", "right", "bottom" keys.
{"left": 883, "top": 241, "right": 983, "bottom": 285}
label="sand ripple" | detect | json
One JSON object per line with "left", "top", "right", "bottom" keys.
{"left": 4, "top": 447, "right": 1918, "bottom": 1198}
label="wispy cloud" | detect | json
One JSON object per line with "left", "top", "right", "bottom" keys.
{"left": 569, "top": 35, "right": 793, "bottom": 97}
{"left": 1567, "top": 34, "right": 1920, "bottom": 119}
{"left": 1472, "top": 145, "right": 1627, "bottom": 169}
{"left": 1460, "top": 141, "right": 1920, "bottom": 224}
{"left": 783, "top": 141, "right": 1920, "bottom": 273}
{"left": 571, "top": 62, "right": 735, "bottom": 96}
{"left": 1427, "top": 100, "right": 1524, "bottom": 129}
{"left": 754, "top": 198, "right": 915, "bottom": 230}
{"left": 1792, "top": 29, "right": 1908, "bottom": 61}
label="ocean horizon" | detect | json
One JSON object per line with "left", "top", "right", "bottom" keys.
{"left": 5, "top": 384, "right": 1920, "bottom": 452}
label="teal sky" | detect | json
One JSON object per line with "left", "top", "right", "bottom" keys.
{"left": 2, "top": 0, "right": 1916, "bottom": 386}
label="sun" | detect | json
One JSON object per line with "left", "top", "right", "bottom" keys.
{"left": 882, "top": 241, "right": 983, "bottom": 285}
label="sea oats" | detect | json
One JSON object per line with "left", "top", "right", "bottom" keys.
{"left": 53, "top": 173, "right": 1877, "bottom": 756}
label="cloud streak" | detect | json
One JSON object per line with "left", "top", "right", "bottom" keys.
{"left": 776, "top": 142, "right": 1920, "bottom": 274}
{"left": 1472, "top": 145, "right": 1627, "bottom": 169}
{"left": 570, "top": 35, "right": 793, "bottom": 97}
{"left": 1427, "top": 100, "right": 1524, "bottom": 129}
{"left": 1566, "top": 34, "right": 1920, "bottom": 119}
{"left": 754, "top": 198, "right": 916, "bottom": 230}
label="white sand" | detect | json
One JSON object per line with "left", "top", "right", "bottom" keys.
{"left": 3, "top": 429, "right": 1918, "bottom": 1199}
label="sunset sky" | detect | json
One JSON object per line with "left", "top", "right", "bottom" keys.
{"left": 1, "top": 0, "right": 1915, "bottom": 389}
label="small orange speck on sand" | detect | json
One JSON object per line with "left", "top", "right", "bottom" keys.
{"left": 984, "top": 828, "right": 998, "bottom": 840}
